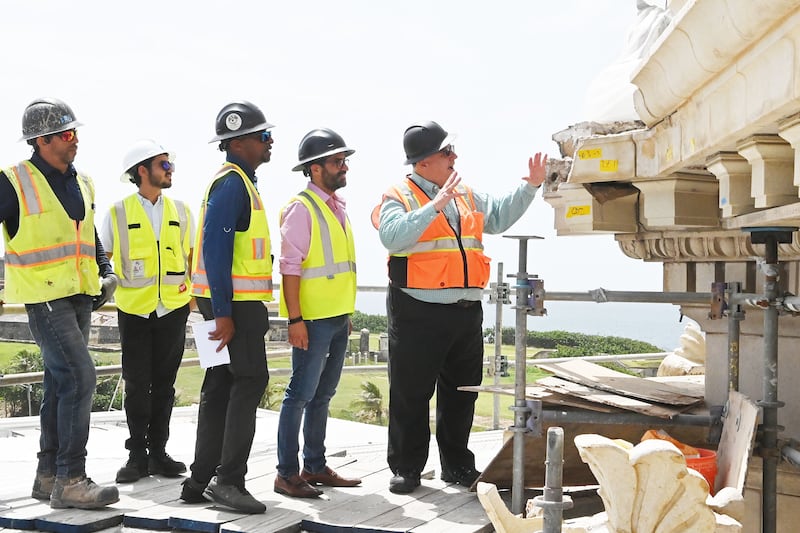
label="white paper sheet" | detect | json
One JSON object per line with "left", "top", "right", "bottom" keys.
{"left": 191, "top": 319, "right": 231, "bottom": 369}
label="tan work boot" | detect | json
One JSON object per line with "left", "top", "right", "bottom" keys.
{"left": 50, "top": 475, "right": 119, "bottom": 509}
{"left": 31, "top": 472, "right": 55, "bottom": 500}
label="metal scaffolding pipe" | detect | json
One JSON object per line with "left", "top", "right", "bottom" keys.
{"left": 726, "top": 282, "right": 744, "bottom": 392}
{"left": 543, "top": 289, "right": 711, "bottom": 305}
{"left": 510, "top": 237, "right": 534, "bottom": 515}
{"left": 541, "top": 409, "right": 718, "bottom": 427}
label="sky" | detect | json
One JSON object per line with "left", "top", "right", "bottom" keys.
{"left": 0, "top": 0, "right": 663, "bottom": 294}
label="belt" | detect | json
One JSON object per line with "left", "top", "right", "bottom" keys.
{"left": 454, "top": 299, "right": 480, "bottom": 308}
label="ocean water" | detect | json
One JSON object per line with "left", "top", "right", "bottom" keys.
{"left": 356, "top": 292, "right": 691, "bottom": 351}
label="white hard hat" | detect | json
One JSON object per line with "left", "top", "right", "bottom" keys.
{"left": 121, "top": 139, "right": 175, "bottom": 183}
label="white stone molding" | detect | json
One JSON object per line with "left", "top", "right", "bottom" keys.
{"left": 706, "top": 152, "right": 755, "bottom": 218}
{"left": 632, "top": 0, "right": 800, "bottom": 126}
{"left": 615, "top": 230, "right": 800, "bottom": 261}
{"left": 736, "top": 135, "right": 796, "bottom": 209}
{"left": 778, "top": 112, "right": 800, "bottom": 188}
{"left": 634, "top": 173, "right": 720, "bottom": 229}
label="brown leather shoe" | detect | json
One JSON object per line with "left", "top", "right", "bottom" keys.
{"left": 301, "top": 466, "right": 361, "bottom": 487}
{"left": 274, "top": 474, "right": 323, "bottom": 498}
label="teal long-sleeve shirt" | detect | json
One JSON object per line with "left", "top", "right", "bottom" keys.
{"left": 378, "top": 171, "right": 539, "bottom": 304}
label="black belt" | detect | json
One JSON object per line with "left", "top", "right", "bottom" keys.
{"left": 454, "top": 299, "right": 480, "bottom": 308}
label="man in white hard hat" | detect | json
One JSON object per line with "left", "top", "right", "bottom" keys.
{"left": 99, "top": 139, "right": 195, "bottom": 484}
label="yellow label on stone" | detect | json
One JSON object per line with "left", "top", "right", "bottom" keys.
{"left": 566, "top": 205, "right": 591, "bottom": 218}
{"left": 578, "top": 148, "right": 602, "bottom": 160}
{"left": 599, "top": 159, "right": 619, "bottom": 172}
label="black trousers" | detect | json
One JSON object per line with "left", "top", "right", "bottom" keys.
{"left": 118, "top": 303, "right": 191, "bottom": 454}
{"left": 189, "top": 298, "right": 269, "bottom": 488}
{"left": 386, "top": 286, "right": 483, "bottom": 476}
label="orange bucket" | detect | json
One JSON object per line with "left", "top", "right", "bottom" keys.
{"left": 686, "top": 448, "right": 717, "bottom": 495}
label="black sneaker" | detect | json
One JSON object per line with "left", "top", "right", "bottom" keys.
{"left": 440, "top": 465, "right": 481, "bottom": 486}
{"left": 389, "top": 472, "right": 421, "bottom": 494}
{"left": 204, "top": 476, "right": 266, "bottom": 514}
{"left": 116, "top": 452, "right": 149, "bottom": 483}
{"left": 149, "top": 451, "right": 186, "bottom": 477}
{"left": 180, "top": 478, "right": 209, "bottom": 504}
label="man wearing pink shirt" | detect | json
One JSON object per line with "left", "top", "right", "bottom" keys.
{"left": 274, "top": 128, "right": 361, "bottom": 498}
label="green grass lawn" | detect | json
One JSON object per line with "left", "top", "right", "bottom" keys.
{"left": 2, "top": 341, "right": 548, "bottom": 432}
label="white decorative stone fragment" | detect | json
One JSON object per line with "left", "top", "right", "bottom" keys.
{"left": 573, "top": 434, "right": 739, "bottom": 533}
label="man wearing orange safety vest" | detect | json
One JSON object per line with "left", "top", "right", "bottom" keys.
{"left": 100, "top": 139, "right": 194, "bottom": 484}
{"left": 180, "top": 101, "right": 274, "bottom": 515}
{"left": 0, "top": 98, "right": 119, "bottom": 509}
{"left": 375, "top": 120, "right": 548, "bottom": 494}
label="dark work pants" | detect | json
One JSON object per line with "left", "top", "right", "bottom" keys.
{"left": 118, "top": 303, "right": 191, "bottom": 454}
{"left": 189, "top": 298, "right": 269, "bottom": 488}
{"left": 386, "top": 286, "right": 484, "bottom": 476}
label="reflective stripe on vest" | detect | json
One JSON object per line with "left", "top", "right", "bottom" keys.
{"left": 190, "top": 163, "right": 273, "bottom": 301}
{"left": 2, "top": 161, "right": 100, "bottom": 303}
{"left": 297, "top": 191, "right": 357, "bottom": 280}
{"left": 385, "top": 178, "right": 490, "bottom": 289}
{"left": 278, "top": 188, "right": 356, "bottom": 320}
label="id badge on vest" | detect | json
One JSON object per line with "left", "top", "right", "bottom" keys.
{"left": 132, "top": 259, "right": 145, "bottom": 279}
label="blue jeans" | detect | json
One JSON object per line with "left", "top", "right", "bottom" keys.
{"left": 26, "top": 295, "right": 96, "bottom": 480}
{"left": 276, "top": 314, "right": 349, "bottom": 477}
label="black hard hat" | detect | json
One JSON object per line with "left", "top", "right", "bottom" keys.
{"left": 292, "top": 128, "right": 355, "bottom": 172}
{"left": 20, "top": 98, "right": 83, "bottom": 141}
{"left": 402, "top": 120, "right": 456, "bottom": 165}
{"left": 210, "top": 101, "right": 275, "bottom": 143}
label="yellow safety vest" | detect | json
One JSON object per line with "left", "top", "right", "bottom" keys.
{"left": 2, "top": 161, "right": 100, "bottom": 304}
{"left": 279, "top": 189, "right": 356, "bottom": 320}
{"left": 109, "top": 194, "right": 193, "bottom": 315}
{"left": 191, "top": 163, "right": 273, "bottom": 301}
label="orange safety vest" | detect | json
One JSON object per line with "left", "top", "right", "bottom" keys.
{"left": 381, "top": 177, "right": 491, "bottom": 290}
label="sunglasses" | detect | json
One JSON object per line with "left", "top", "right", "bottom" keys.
{"left": 253, "top": 130, "right": 272, "bottom": 143}
{"left": 329, "top": 157, "right": 349, "bottom": 169}
{"left": 157, "top": 160, "right": 175, "bottom": 172}
{"left": 57, "top": 129, "right": 77, "bottom": 142}
{"left": 440, "top": 145, "right": 454, "bottom": 157}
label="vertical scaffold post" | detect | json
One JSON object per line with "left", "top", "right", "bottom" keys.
{"left": 504, "top": 235, "right": 543, "bottom": 514}
{"left": 744, "top": 226, "right": 796, "bottom": 533}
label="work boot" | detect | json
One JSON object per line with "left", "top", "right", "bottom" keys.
{"left": 50, "top": 475, "right": 119, "bottom": 509}
{"left": 180, "top": 477, "right": 209, "bottom": 503}
{"left": 115, "top": 450, "right": 149, "bottom": 483}
{"left": 441, "top": 465, "right": 482, "bottom": 487}
{"left": 204, "top": 476, "right": 266, "bottom": 514}
{"left": 31, "top": 472, "right": 55, "bottom": 500}
{"left": 148, "top": 450, "right": 186, "bottom": 477}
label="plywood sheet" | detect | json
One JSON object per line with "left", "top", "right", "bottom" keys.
{"left": 537, "top": 376, "right": 689, "bottom": 419}
{"left": 715, "top": 390, "right": 759, "bottom": 493}
{"left": 533, "top": 359, "right": 704, "bottom": 405}
{"left": 458, "top": 384, "right": 622, "bottom": 413}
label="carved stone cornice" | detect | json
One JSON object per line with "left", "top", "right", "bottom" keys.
{"left": 615, "top": 230, "right": 800, "bottom": 262}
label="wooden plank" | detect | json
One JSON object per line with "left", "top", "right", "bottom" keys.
{"left": 220, "top": 459, "right": 393, "bottom": 533}
{"left": 715, "top": 390, "right": 759, "bottom": 493}
{"left": 34, "top": 509, "right": 123, "bottom": 533}
{"left": 458, "top": 384, "right": 622, "bottom": 413}
{"left": 356, "top": 483, "right": 476, "bottom": 531}
{"left": 533, "top": 359, "right": 704, "bottom": 405}
{"left": 536, "top": 376, "right": 688, "bottom": 418}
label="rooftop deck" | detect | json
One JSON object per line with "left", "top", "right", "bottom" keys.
{"left": 0, "top": 407, "right": 504, "bottom": 533}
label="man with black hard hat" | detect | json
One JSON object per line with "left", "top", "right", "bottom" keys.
{"left": 179, "top": 101, "right": 275, "bottom": 514}
{"left": 375, "top": 120, "right": 547, "bottom": 494}
{"left": 273, "top": 128, "right": 361, "bottom": 498}
{"left": 0, "top": 98, "right": 119, "bottom": 509}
